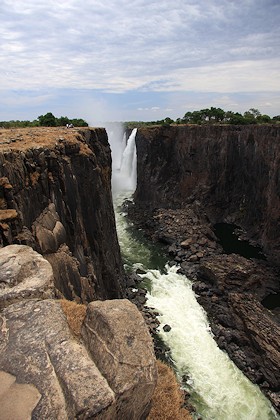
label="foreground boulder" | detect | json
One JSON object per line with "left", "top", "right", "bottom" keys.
{"left": 0, "top": 245, "right": 157, "bottom": 419}
{"left": 82, "top": 299, "right": 157, "bottom": 419}
{"left": 0, "top": 244, "right": 54, "bottom": 309}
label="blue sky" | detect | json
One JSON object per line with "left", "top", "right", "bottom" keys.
{"left": 0, "top": 0, "right": 279, "bottom": 124}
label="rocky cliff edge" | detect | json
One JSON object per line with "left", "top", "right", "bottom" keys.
{"left": 0, "top": 244, "right": 157, "bottom": 419}
{"left": 0, "top": 127, "right": 125, "bottom": 301}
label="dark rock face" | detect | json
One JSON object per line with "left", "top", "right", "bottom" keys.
{"left": 0, "top": 128, "right": 125, "bottom": 301}
{"left": 196, "top": 254, "right": 280, "bottom": 411}
{"left": 132, "top": 124, "right": 280, "bottom": 412}
{"left": 135, "top": 125, "right": 280, "bottom": 261}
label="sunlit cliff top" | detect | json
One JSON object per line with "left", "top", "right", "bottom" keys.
{"left": 0, "top": 127, "right": 98, "bottom": 153}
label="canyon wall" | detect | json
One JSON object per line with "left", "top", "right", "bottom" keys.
{"left": 133, "top": 124, "right": 280, "bottom": 412}
{"left": 135, "top": 124, "right": 280, "bottom": 261}
{"left": 0, "top": 127, "right": 125, "bottom": 301}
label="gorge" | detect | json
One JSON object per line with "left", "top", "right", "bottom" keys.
{"left": 0, "top": 124, "right": 279, "bottom": 418}
{"left": 126, "top": 124, "right": 280, "bottom": 416}
{"left": 0, "top": 127, "right": 157, "bottom": 419}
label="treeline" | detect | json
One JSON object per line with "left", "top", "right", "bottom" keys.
{"left": 0, "top": 112, "right": 88, "bottom": 128}
{"left": 125, "top": 108, "right": 280, "bottom": 128}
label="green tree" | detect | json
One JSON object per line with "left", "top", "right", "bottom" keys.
{"left": 161, "top": 117, "right": 174, "bottom": 126}
{"left": 227, "top": 112, "right": 246, "bottom": 125}
{"left": 70, "top": 118, "right": 88, "bottom": 127}
{"left": 190, "top": 111, "right": 203, "bottom": 124}
{"left": 38, "top": 112, "right": 57, "bottom": 126}
{"left": 182, "top": 112, "right": 193, "bottom": 123}
{"left": 209, "top": 107, "right": 225, "bottom": 122}
{"left": 256, "top": 114, "right": 271, "bottom": 123}
{"left": 57, "top": 116, "right": 71, "bottom": 126}
{"left": 243, "top": 108, "right": 261, "bottom": 124}
{"left": 272, "top": 115, "right": 280, "bottom": 123}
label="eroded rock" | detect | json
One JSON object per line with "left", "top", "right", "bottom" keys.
{"left": 82, "top": 299, "right": 157, "bottom": 419}
{"left": 197, "top": 254, "right": 280, "bottom": 411}
{"left": 0, "top": 245, "right": 157, "bottom": 419}
{"left": 33, "top": 204, "right": 66, "bottom": 254}
{"left": 0, "top": 245, "right": 54, "bottom": 309}
{"left": 0, "top": 371, "right": 41, "bottom": 420}
{"left": 0, "top": 299, "right": 116, "bottom": 419}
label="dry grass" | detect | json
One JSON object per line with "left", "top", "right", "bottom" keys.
{"left": 0, "top": 127, "right": 92, "bottom": 155}
{"left": 59, "top": 299, "right": 87, "bottom": 338}
{"left": 0, "top": 209, "right": 18, "bottom": 222}
{"left": 30, "top": 171, "right": 40, "bottom": 186}
{"left": 148, "top": 360, "right": 193, "bottom": 420}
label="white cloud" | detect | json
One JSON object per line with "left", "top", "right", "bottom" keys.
{"left": 0, "top": 0, "right": 279, "bottom": 119}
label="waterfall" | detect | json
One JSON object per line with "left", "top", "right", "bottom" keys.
{"left": 108, "top": 126, "right": 137, "bottom": 194}
{"left": 119, "top": 128, "right": 137, "bottom": 191}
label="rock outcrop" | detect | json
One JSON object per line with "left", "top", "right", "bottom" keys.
{"left": 82, "top": 299, "right": 157, "bottom": 419}
{"left": 0, "top": 245, "right": 157, "bottom": 419}
{"left": 0, "top": 244, "right": 54, "bottom": 309}
{"left": 0, "top": 127, "right": 125, "bottom": 301}
{"left": 196, "top": 254, "right": 280, "bottom": 411}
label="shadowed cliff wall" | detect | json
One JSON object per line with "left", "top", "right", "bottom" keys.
{"left": 0, "top": 127, "right": 125, "bottom": 301}
{"left": 134, "top": 125, "right": 280, "bottom": 261}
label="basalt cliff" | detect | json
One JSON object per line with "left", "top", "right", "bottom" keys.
{"left": 131, "top": 124, "right": 280, "bottom": 412}
{"left": 0, "top": 127, "right": 157, "bottom": 419}
{"left": 134, "top": 125, "right": 280, "bottom": 262}
{"left": 0, "top": 127, "right": 124, "bottom": 301}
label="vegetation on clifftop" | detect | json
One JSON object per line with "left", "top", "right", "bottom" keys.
{"left": 125, "top": 107, "right": 280, "bottom": 129}
{"left": 0, "top": 112, "right": 88, "bottom": 128}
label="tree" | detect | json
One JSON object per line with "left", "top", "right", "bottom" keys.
{"left": 190, "top": 111, "right": 203, "bottom": 124}
{"left": 226, "top": 112, "right": 246, "bottom": 125}
{"left": 38, "top": 112, "right": 57, "bottom": 127}
{"left": 57, "top": 116, "right": 71, "bottom": 126}
{"left": 162, "top": 117, "right": 174, "bottom": 126}
{"left": 256, "top": 114, "right": 271, "bottom": 123}
{"left": 200, "top": 108, "right": 211, "bottom": 122}
{"left": 243, "top": 108, "right": 261, "bottom": 124}
{"left": 182, "top": 112, "right": 194, "bottom": 123}
{"left": 249, "top": 108, "right": 261, "bottom": 118}
{"left": 209, "top": 107, "right": 225, "bottom": 122}
{"left": 272, "top": 115, "right": 280, "bottom": 123}
{"left": 70, "top": 118, "right": 88, "bottom": 127}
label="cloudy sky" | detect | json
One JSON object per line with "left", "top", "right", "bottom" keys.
{"left": 0, "top": 0, "right": 279, "bottom": 124}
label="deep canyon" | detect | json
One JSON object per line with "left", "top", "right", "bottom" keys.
{"left": 0, "top": 127, "right": 156, "bottom": 419}
{"left": 0, "top": 124, "right": 279, "bottom": 418}
{"left": 130, "top": 124, "right": 280, "bottom": 414}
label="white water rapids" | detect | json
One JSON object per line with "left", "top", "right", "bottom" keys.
{"left": 108, "top": 126, "right": 279, "bottom": 420}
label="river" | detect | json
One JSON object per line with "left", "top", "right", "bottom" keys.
{"left": 109, "top": 127, "right": 279, "bottom": 420}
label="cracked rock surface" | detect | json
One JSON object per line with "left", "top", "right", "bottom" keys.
{"left": 0, "top": 245, "right": 157, "bottom": 419}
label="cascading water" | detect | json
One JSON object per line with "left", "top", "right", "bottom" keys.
{"left": 111, "top": 128, "right": 137, "bottom": 194}
{"left": 107, "top": 126, "right": 279, "bottom": 420}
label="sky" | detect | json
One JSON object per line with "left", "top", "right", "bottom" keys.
{"left": 0, "top": 0, "right": 279, "bottom": 124}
